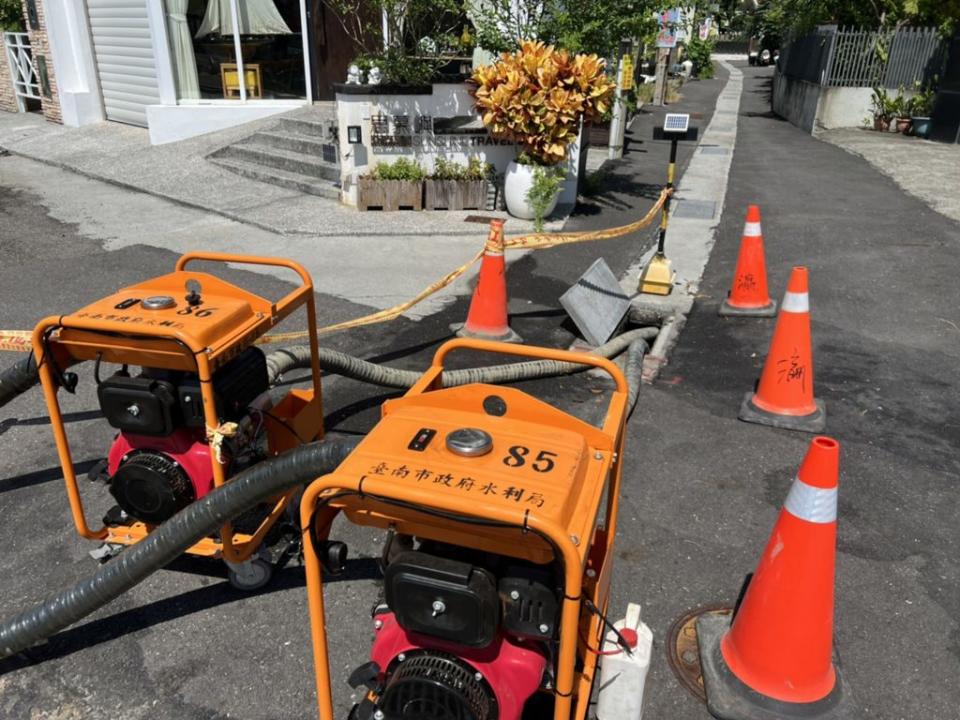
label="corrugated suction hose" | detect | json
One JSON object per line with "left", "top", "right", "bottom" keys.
{"left": 0, "top": 437, "right": 358, "bottom": 660}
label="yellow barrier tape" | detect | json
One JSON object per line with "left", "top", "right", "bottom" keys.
{"left": 0, "top": 189, "right": 669, "bottom": 351}
{"left": 0, "top": 330, "right": 32, "bottom": 353}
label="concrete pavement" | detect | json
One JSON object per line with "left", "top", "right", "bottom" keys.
{"left": 2, "top": 59, "right": 956, "bottom": 720}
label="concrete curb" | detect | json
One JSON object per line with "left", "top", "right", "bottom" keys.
{"left": 622, "top": 58, "right": 743, "bottom": 382}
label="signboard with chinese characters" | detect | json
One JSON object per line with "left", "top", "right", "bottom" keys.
{"left": 334, "top": 83, "right": 583, "bottom": 209}
{"left": 369, "top": 112, "right": 514, "bottom": 152}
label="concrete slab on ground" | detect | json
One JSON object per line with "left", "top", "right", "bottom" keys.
{"left": 0, "top": 106, "right": 563, "bottom": 237}
{"left": 819, "top": 127, "right": 960, "bottom": 225}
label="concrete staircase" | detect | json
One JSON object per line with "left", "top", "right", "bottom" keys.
{"left": 208, "top": 109, "right": 340, "bottom": 200}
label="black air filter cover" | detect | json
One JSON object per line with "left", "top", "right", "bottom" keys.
{"left": 385, "top": 551, "right": 498, "bottom": 648}
{"left": 109, "top": 451, "right": 195, "bottom": 524}
{"left": 382, "top": 651, "right": 497, "bottom": 720}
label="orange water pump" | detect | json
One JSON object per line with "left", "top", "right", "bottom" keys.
{"left": 31, "top": 252, "right": 324, "bottom": 589}
{"left": 300, "top": 338, "right": 631, "bottom": 720}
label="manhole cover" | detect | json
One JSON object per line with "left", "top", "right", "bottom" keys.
{"left": 666, "top": 605, "right": 732, "bottom": 702}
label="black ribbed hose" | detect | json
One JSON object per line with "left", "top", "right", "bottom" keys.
{"left": 0, "top": 437, "right": 358, "bottom": 660}
{"left": 0, "top": 355, "right": 38, "bottom": 410}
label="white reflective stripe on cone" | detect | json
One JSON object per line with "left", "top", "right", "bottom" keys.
{"left": 783, "top": 477, "right": 837, "bottom": 524}
{"left": 743, "top": 221, "right": 762, "bottom": 236}
{"left": 781, "top": 291, "right": 809, "bottom": 313}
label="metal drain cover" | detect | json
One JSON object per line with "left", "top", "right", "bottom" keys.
{"left": 666, "top": 605, "right": 732, "bottom": 702}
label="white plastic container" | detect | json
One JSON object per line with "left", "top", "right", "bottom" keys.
{"left": 595, "top": 603, "right": 654, "bottom": 720}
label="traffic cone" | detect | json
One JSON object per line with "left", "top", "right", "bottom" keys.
{"left": 696, "top": 436, "right": 845, "bottom": 720}
{"left": 719, "top": 206, "right": 777, "bottom": 317}
{"left": 739, "top": 266, "right": 825, "bottom": 432}
{"left": 455, "top": 219, "right": 522, "bottom": 342}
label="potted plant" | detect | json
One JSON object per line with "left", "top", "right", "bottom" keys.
{"left": 908, "top": 84, "right": 936, "bottom": 139}
{"left": 891, "top": 88, "right": 912, "bottom": 133}
{"left": 471, "top": 41, "right": 615, "bottom": 220}
{"left": 358, "top": 157, "right": 425, "bottom": 211}
{"left": 425, "top": 156, "right": 492, "bottom": 210}
{"left": 869, "top": 86, "right": 894, "bottom": 132}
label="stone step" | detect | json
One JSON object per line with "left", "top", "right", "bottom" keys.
{"left": 210, "top": 157, "right": 340, "bottom": 200}
{"left": 275, "top": 116, "right": 335, "bottom": 138}
{"left": 245, "top": 129, "right": 333, "bottom": 159}
{"left": 214, "top": 143, "right": 340, "bottom": 182}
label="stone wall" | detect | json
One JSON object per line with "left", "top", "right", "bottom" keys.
{"left": 0, "top": 35, "right": 18, "bottom": 113}
{"left": 21, "top": 0, "right": 61, "bottom": 123}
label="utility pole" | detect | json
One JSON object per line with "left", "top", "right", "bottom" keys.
{"left": 608, "top": 57, "right": 626, "bottom": 159}
{"left": 653, "top": 47, "right": 670, "bottom": 106}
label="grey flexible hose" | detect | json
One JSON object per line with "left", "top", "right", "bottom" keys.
{"left": 0, "top": 437, "right": 358, "bottom": 660}
{"left": 266, "top": 327, "right": 658, "bottom": 390}
{"left": 0, "top": 355, "right": 38, "bottom": 410}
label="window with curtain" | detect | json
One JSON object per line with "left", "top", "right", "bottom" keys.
{"left": 165, "top": 0, "right": 306, "bottom": 101}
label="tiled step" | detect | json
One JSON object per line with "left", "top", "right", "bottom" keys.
{"left": 275, "top": 116, "right": 335, "bottom": 138}
{"left": 213, "top": 142, "right": 340, "bottom": 182}
{"left": 210, "top": 157, "right": 340, "bottom": 200}
{"left": 245, "top": 129, "right": 333, "bottom": 158}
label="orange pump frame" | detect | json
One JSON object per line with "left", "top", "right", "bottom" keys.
{"left": 31, "top": 252, "right": 324, "bottom": 564}
{"left": 300, "top": 338, "right": 629, "bottom": 720}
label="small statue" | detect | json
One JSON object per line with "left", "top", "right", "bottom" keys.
{"left": 368, "top": 66, "right": 382, "bottom": 85}
{"left": 347, "top": 64, "right": 362, "bottom": 84}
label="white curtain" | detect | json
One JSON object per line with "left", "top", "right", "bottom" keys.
{"left": 165, "top": 0, "right": 200, "bottom": 99}
{"left": 195, "top": 0, "right": 294, "bottom": 38}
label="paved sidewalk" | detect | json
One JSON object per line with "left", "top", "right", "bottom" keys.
{"left": 631, "top": 63, "right": 960, "bottom": 719}
{"left": 820, "top": 127, "right": 960, "bottom": 224}
{"left": 0, "top": 106, "right": 558, "bottom": 237}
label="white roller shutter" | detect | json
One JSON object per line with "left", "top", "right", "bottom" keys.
{"left": 86, "top": 0, "right": 160, "bottom": 126}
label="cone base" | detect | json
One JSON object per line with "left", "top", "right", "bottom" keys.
{"left": 738, "top": 392, "right": 826, "bottom": 433}
{"left": 697, "top": 613, "right": 847, "bottom": 720}
{"left": 718, "top": 298, "right": 778, "bottom": 318}
{"left": 451, "top": 322, "right": 523, "bottom": 344}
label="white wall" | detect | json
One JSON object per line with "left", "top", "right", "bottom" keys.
{"left": 336, "top": 83, "right": 583, "bottom": 208}
{"left": 146, "top": 102, "right": 304, "bottom": 145}
{"left": 815, "top": 87, "right": 875, "bottom": 130}
{"left": 43, "top": 0, "right": 105, "bottom": 127}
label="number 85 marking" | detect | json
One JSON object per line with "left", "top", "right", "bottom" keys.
{"left": 502, "top": 445, "right": 558, "bottom": 473}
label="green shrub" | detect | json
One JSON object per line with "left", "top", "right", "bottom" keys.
{"left": 355, "top": 48, "right": 435, "bottom": 86}
{"left": 685, "top": 38, "right": 715, "bottom": 79}
{"left": 431, "top": 156, "right": 493, "bottom": 181}
{"left": 369, "top": 157, "right": 426, "bottom": 181}
{"left": 0, "top": 0, "right": 23, "bottom": 31}
{"left": 526, "top": 166, "right": 565, "bottom": 232}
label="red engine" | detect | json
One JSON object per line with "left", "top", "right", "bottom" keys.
{"left": 365, "top": 613, "right": 548, "bottom": 720}
{"left": 106, "top": 428, "right": 214, "bottom": 525}
{"left": 94, "top": 346, "right": 270, "bottom": 526}
{"left": 348, "top": 540, "right": 559, "bottom": 720}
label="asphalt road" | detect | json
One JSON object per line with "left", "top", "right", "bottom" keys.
{"left": 1, "top": 61, "right": 956, "bottom": 720}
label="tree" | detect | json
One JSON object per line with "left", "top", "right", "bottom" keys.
{"left": 0, "top": 0, "right": 24, "bottom": 32}
{"left": 747, "top": 0, "right": 960, "bottom": 40}
{"left": 470, "top": 0, "right": 661, "bottom": 57}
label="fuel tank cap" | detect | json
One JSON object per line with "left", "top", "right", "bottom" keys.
{"left": 141, "top": 295, "right": 176, "bottom": 310}
{"left": 445, "top": 428, "right": 493, "bottom": 457}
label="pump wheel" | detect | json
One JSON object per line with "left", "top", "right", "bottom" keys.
{"left": 227, "top": 557, "right": 273, "bottom": 591}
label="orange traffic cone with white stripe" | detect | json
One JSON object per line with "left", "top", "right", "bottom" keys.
{"left": 739, "top": 266, "right": 825, "bottom": 432}
{"left": 696, "top": 436, "right": 846, "bottom": 720}
{"left": 719, "top": 205, "right": 777, "bottom": 317}
{"left": 455, "top": 219, "right": 522, "bottom": 342}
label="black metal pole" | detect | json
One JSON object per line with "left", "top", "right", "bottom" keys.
{"left": 656, "top": 137, "right": 679, "bottom": 255}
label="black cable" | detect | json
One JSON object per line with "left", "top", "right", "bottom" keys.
{"left": 583, "top": 596, "right": 633, "bottom": 656}
{"left": 93, "top": 352, "right": 103, "bottom": 385}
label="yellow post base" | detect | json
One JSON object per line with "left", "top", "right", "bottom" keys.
{"left": 639, "top": 253, "right": 674, "bottom": 295}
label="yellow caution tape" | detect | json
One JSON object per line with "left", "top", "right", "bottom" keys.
{"left": 0, "top": 189, "right": 669, "bottom": 351}
{"left": 0, "top": 330, "right": 32, "bottom": 353}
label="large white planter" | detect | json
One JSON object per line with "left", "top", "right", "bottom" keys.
{"left": 504, "top": 160, "right": 561, "bottom": 220}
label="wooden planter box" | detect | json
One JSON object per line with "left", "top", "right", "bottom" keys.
{"left": 358, "top": 178, "right": 423, "bottom": 211}
{"left": 424, "top": 180, "right": 488, "bottom": 211}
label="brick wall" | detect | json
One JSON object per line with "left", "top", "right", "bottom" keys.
{"left": 0, "top": 35, "right": 18, "bottom": 113}
{"left": 21, "top": 0, "right": 61, "bottom": 123}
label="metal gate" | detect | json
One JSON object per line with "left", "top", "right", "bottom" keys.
{"left": 86, "top": 0, "right": 160, "bottom": 127}
{"left": 3, "top": 32, "right": 41, "bottom": 112}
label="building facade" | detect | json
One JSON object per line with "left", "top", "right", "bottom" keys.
{"left": 2, "top": 0, "right": 351, "bottom": 144}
